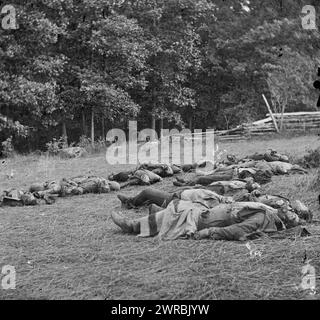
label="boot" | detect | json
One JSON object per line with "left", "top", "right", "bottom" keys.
{"left": 117, "top": 194, "right": 134, "bottom": 208}
{"left": 149, "top": 204, "right": 163, "bottom": 215}
{"left": 173, "top": 181, "right": 185, "bottom": 187}
{"left": 111, "top": 212, "right": 139, "bottom": 234}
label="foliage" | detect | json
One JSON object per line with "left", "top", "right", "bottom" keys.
{"left": 46, "top": 137, "right": 68, "bottom": 155}
{"left": 1, "top": 136, "right": 14, "bottom": 158}
{"left": 77, "top": 135, "right": 106, "bottom": 154}
{"left": 298, "top": 146, "right": 320, "bottom": 169}
{"left": 0, "top": 0, "right": 320, "bottom": 152}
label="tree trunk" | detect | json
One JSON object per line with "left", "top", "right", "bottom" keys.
{"left": 102, "top": 117, "right": 105, "bottom": 141}
{"left": 151, "top": 114, "right": 156, "bottom": 140}
{"left": 160, "top": 117, "right": 164, "bottom": 138}
{"left": 189, "top": 116, "right": 193, "bottom": 131}
{"left": 91, "top": 108, "right": 95, "bottom": 147}
{"left": 280, "top": 101, "right": 287, "bottom": 132}
{"left": 62, "top": 121, "right": 68, "bottom": 146}
{"left": 82, "top": 110, "right": 87, "bottom": 136}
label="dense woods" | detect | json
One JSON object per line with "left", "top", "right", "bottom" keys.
{"left": 1, "top": 0, "right": 320, "bottom": 154}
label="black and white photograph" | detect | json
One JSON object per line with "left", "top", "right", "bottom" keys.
{"left": 0, "top": 0, "right": 320, "bottom": 308}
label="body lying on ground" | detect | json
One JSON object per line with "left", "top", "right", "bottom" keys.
{"left": 116, "top": 184, "right": 312, "bottom": 223}
{"left": 116, "top": 179, "right": 259, "bottom": 209}
{"left": 245, "top": 149, "right": 289, "bottom": 163}
{"left": 117, "top": 187, "right": 233, "bottom": 209}
{"left": 173, "top": 167, "right": 237, "bottom": 186}
{"left": 0, "top": 176, "right": 121, "bottom": 207}
{"left": 111, "top": 200, "right": 308, "bottom": 241}
{"left": 116, "top": 169, "right": 163, "bottom": 188}
{"left": 173, "top": 159, "right": 307, "bottom": 187}
{"left": 109, "top": 164, "right": 182, "bottom": 185}
{"left": 137, "top": 163, "right": 182, "bottom": 177}
{"left": 248, "top": 191, "right": 312, "bottom": 222}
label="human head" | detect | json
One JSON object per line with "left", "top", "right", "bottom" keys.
{"left": 245, "top": 179, "right": 260, "bottom": 192}
{"left": 291, "top": 200, "right": 313, "bottom": 223}
{"left": 277, "top": 206, "right": 305, "bottom": 228}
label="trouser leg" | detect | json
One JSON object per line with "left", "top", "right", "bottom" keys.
{"left": 132, "top": 188, "right": 173, "bottom": 207}
{"left": 120, "top": 177, "right": 141, "bottom": 188}
{"left": 206, "top": 184, "right": 225, "bottom": 194}
{"left": 195, "top": 173, "right": 233, "bottom": 185}
{"left": 137, "top": 210, "right": 166, "bottom": 237}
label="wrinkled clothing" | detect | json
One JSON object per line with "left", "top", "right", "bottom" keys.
{"left": 36, "top": 181, "right": 62, "bottom": 197}
{"left": 207, "top": 180, "right": 248, "bottom": 195}
{"left": 1, "top": 189, "right": 51, "bottom": 206}
{"left": 266, "top": 161, "right": 307, "bottom": 174}
{"left": 195, "top": 202, "right": 285, "bottom": 240}
{"left": 137, "top": 200, "right": 286, "bottom": 241}
{"left": 119, "top": 169, "right": 163, "bottom": 188}
{"left": 60, "top": 176, "right": 119, "bottom": 195}
{"left": 1, "top": 175, "right": 120, "bottom": 207}
{"left": 238, "top": 167, "right": 272, "bottom": 184}
{"left": 138, "top": 200, "right": 206, "bottom": 239}
{"left": 128, "top": 188, "right": 231, "bottom": 209}
{"left": 179, "top": 188, "right": 232, "bottom": 208}
{"left": 129, "top": 188, "right": 175, "bottom": 208}
{"left": 133, "top": 169, "right": 162, "bottom": 184}
{"left": 138, "top": 163, "right": 175, "bottom": 177}
{"left": 182, "top": 163, "right": 197, "bottom": 172}
{"left": 249, "top": 194, "right": 311, "bottom": 223}
{"left": 175, "top": 168, "right": 236, "bottom": 186}
{"left": 249, "top": 193, "right": 289, "bottom": 207}
{"left": 206, "top": 180, "right": 254, "bottom": 201}
{"left": 109, "top": 171, "right": 133, "bottom": 182}
{"left": 247, "top": 150, "right": 289, "bottom": 163}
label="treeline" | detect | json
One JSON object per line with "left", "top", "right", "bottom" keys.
{"left": 0, "top": 0, "right": 320, "bottom": 154}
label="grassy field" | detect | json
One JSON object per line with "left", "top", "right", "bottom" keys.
{"left": 0, "top": 134, "right": 320, "bottom": 300}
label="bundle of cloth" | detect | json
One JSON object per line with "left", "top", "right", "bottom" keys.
{"left": 0, "top": 175, "right": 120, "bottom": 207}
{"left": 113, "top": 181, "right": 312, "bottom": 241}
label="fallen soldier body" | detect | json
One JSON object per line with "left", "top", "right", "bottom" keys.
{"left": 117, "top": 169, "right": 163, "bottom": 188}
{"left": 31, "top": 176, "right": 120, "bottom": 198}
{"left": 109, "top": 164, "right": 181, "bottom": 184}
{"left": 245, "top": 149, "right": 289, "bottom": 163}
{"left": 0, "top": 176, "right": 120, "bottom": 207}
{"left": 206, "top": 180, "right": 260, "bottom": 198}
{"left": 116, "top": 181, "right": 311, "bottom": 224}
{"left": 111, "top": 200, "right": 307, "bottom": 241}
{"left": 137, "top": 163, "right": 182, "bottom": 177}
{"left": 173, "top": 167, "right": 237, "bottom": 186}
{"left": 248, "top": 191, "right": 312, "bottom": 222}
{"left": 117, "top": 179, "right": 260, "bottom": 209}
{"left": 117, "top": 187, "right": 233, "bottom": 209}
{"left": 0, "top": 189, "right": 55, "bottom": 206}
{"left": 108, "top": 170, "right": 133, "bottom": 182}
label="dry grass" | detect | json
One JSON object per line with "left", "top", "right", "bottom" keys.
{"left": 0, "top": 134, "right": 320, "bottom": 300}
